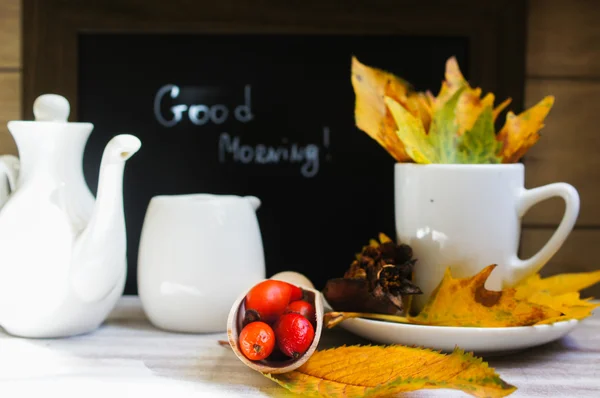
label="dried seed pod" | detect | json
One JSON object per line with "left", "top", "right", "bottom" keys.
{"left": 323, "top": 233, "right": 422, "bottom": 315}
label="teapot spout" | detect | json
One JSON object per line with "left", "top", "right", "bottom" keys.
{"left": 71, "top": 134, "right": 141, "bottom": 302}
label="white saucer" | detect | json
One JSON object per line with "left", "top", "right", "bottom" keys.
{"left": 339, "top": 317, "right": 579, "bottom": 355}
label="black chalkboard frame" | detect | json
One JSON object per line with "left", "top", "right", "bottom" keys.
{"left": 23, "top": 0, "right": 527, "bottom": 120}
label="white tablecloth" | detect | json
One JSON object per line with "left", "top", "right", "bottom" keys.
{"left": 1, "top": 296, "right": 599, "bottom": 397}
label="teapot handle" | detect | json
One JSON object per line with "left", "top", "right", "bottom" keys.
{"left": 0, "top": 155, "right": 20, "bottom": 205}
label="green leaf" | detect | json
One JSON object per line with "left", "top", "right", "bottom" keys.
{"left": 429, "top": 87, "right": 464, "bottom": 163}
{"left": 386, "top": 87, "right": 503, "bottom": 164}
{"left": 386, "top": 88, "right": 465, "bottom": 164}
{"left": 456, "top": 105, "right": 503, "bottom": 164}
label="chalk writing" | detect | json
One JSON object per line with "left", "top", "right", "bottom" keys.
{"left": 154, "top": 83, "right": 331, "bottom": 177}
{"left": 154, "top": 84, "right": 253, "bottom": 127}
{"left": 218, "top": 126, "right": 330, "bottom": 178}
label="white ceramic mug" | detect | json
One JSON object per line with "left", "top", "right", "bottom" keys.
{"left": 394, "top": 163, "right": 580, "bottom": 312}
{"left": 138, "top": 194, "right": 266, "bottom": 333}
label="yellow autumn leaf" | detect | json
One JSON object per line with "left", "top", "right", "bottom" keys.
{"left": 526, "top": 291, "right": 600, "bottom": 325}
{"left": 266, "top": 345, "right": 516, "bottom": 398}
{"left": 409, "top": 265, "right": 561, "bottom": 327}
{"left": 493, "top": 97, "right": 512, "bottom": 121}
{"left": 428, "top": 57, "right": 509, "bottom": 133}
{"left": 384, "top": 95, "right": 434, "bottom": 164}
{"left": 407, "top": 91, "right": 433, "bottom": 132}
{"left": 378, "top": 232, "right": 392, "bottom": 243}
{"left": 455, "top": 90, "right": 488, "bottom": 135}
{"left": 350, "top": 56, "right": 413, "bottom": 162}
{"left": 350, "top": 56, "right": 556, "bottom": 164}
{"left": 514, "top": 270, "right": 600, "bottom": 325}
{"left": 433, "top": 56, "right": 468, "bottom": 108}
{"left": 497, "top": 95, "right": 555, "bottom": 163}
{"left": 515, "top": 269, "right": 600, "bottom": 297}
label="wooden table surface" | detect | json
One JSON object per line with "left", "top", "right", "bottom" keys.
{"left": 0, "top": 296, "right": 598, "bottom": 397}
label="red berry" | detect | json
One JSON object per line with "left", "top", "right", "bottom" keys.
{"left": 274, "top": 313, "right": 315, "bottom": 359}
{"left": 289, "top": 284, "right": 304, "bottom": 302}
{"left": 239, "top": 321, "right": 275, "bottom": 361}
{"left": 244, "top": 280, "right": 292, "bottom": 323}
{"left": 284, "top": 300, "right": 315, "bottom": 323}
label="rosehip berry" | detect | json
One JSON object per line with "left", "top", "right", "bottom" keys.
{"left": 244, "top": 280, "right": 293, "bottom": 323}
{"left": 238, "top": 321, "right": 275, "bottom": 361}
{"left": 284, "top": 300, "right": 316, "bottom": 323}
{"left": 289, "top": 284, "right": 304, "bottom": 302}
{"left": 274, "top": 313, "right": 315, "bottom": 359}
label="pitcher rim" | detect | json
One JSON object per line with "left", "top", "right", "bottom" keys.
{"left": 150, "top": 193, "right": 249, "bottom": 203}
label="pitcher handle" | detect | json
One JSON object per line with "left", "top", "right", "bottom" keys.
{"left": 0, "top": 155, "right": 19, "bottom": 205}
{"left": 508, "top": 183, "right": 580, "bottom": 285}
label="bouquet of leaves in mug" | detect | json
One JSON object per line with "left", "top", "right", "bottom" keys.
{"left": 351, "top": 56, "right": 554, "bottom": 164}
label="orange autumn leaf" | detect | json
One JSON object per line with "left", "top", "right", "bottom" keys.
{"left": 409, "top": 265, "right": 561, "bottom": 327}
{"left": 406, "top": 91, "right": 433, "bottom": 132}
{"left": 266, "top": 345, "right": 516, "bottom": 398}
{"left": 497, "top": 95, "right": 555, "bottom": 163}
{"left": 493, "top": 97, "right": 513, "bottom": 121}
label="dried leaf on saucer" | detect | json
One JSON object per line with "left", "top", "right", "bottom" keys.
{"left": 515, "top": 270, "right": 600, "bottom": 297}
{"left": 265, "top": 345, "right": 516, "bottom": 398}
{"left": 408, "top": 265, "right": 561, "bottom": 327}
{"left": 514, "top": 270, "right": 600, "bottom": 325}
{"left": 406, "top": 266, "right": 600, "bottom": 327}
{"left": 524, "top": 292, "right": 600, "bottom": 325}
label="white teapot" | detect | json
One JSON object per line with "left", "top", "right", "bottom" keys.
{"left": 0, "top": 94, "right": 141, "bottom": 338}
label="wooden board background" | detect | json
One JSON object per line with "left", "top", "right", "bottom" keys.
{"left": 0, "top": 0, "right": 19, "bottom": 155}
{"left": 1, "top": 0, "right": 599, "bottom": 295}
{"left": 522, "top": 0, "right": 600, "bottom": 297}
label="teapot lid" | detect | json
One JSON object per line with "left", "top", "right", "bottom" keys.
{"left": 33, "top": 94, "right": 71, "bottom": 122}
{"left": 7, "top": 93, "right": 93, "bottom": 134}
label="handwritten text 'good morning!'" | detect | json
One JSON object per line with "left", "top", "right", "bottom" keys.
{"left": 153, "top": 84, "right": 330, "bottom": 178}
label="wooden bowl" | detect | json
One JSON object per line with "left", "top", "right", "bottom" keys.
{"left": 226, "top": 272, "right": 324, "bottom": 374}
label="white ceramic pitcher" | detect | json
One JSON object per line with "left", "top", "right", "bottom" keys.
{"left": 137, "top": 194, "right": 266, "bottom": 333}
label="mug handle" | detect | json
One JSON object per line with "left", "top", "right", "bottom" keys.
{"left": 509, "top": 182, "right": 580, "bottom": 285}
{"left": 0, "top": 155, "right": 19, "bottom": 206}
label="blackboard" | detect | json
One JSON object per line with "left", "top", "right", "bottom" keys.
{"left": 78, "top": 33, "right": 469, "bottom": 294}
